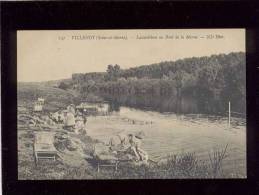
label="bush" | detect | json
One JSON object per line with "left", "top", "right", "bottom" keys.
{"left": 83, "top": 94, "right": 103, "bottom": 103}
{"left": 58, "top": 82, "right": 69, "bottom": 90}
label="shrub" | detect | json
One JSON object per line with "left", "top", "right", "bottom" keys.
{"left": 58, "top": 82, "right": 69, "bottom": 90}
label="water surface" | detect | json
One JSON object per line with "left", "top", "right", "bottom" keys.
{"left": 87, "top": 104, "right": 246, "bottom": 177}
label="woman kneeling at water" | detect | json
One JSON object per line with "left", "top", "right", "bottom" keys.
{"left": 128, "top": 132, "right": 148, "bottom": 163}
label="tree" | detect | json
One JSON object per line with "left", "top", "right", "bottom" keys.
{"left": 73, "top": 52, "right": 246, "bottom": 114}
{"left": 106, "top": 64, "right": 121, "bottom": 81}
{"left": 58, "top": 82, "right": 69, "bottom": 90}
{"left": 113, "top": 64, "right": 121, "bottom": 77}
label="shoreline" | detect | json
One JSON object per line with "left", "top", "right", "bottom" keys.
{"left": 17, "top": 95, "right": 246, "bottom": 179}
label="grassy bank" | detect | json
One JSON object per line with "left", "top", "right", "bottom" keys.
{"left": 18, "top": 128, "right": 241, "bottom": 179}
{"left": 18, "top": 82, "right": 80, "bottom": 112}
{"left": 18, "top": 82, "right": 105, "bottom": 113}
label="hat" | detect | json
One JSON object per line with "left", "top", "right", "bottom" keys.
{"left": 135, "top": 131, "right": 145, "bottom": 139}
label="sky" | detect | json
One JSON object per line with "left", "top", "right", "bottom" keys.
{"left": 17, "top": 29, "right": 245, "bottom": 82}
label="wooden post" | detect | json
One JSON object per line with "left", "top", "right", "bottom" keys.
{"left": 115, "top": 162, "right": 118, "bottom": 171}
{"left": 228, "top": 101, "right": 231, "bottom": 128}
{"left": 97, "top": 163, "right": 100, "bottom": 173}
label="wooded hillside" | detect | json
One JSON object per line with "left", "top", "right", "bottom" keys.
{"left": 70, "top": 52, "right": 245, "bottom": 114}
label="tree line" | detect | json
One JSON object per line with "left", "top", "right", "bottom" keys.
{"left": 64, "top": 52, "right": 245, "bottom": 114}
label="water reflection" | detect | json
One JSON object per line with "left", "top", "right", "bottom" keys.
{"left": 104, "top": 94, "right": 213, "bottom": 114}
{"left": 105, "top": 94, "right": 196, "bottom": 114}
{"left": 103, "top": 93, "right": 245, "bottom": 117}
{"left": 108, "top": 99, "right": 120, "bottom": 112}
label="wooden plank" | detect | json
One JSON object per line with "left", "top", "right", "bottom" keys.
{"left": 96, "top": 161, "right": 119, "bottom": 172}
{"left": 33, "top": 131, "right": 57, "bottom": 164}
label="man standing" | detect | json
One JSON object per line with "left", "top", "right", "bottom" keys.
{"left": 64, "top": 110, "right": 75, "bottom": 132}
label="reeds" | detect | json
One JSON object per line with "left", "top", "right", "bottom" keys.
{"left": 208, "top": 144, "right": 228, "bottom": 178}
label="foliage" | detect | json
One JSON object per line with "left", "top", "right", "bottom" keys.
{"left": 208, "top": 144, "right": 229, "bottom": 178}
{"left": 105, "top": 64, "right": 121, "bottom": 81}
{"left": 82, "top": 93, "right": 104, "bottom": 103}
{"left": 71, "top": 52, "right": 246, "bottom": 114}
{"left": 58, "top": 82, "right": 70, "bottom": 90}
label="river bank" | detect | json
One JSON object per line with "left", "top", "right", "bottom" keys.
{"left": 18, "top": 127, "right": 241, "bottom": 179}
{"left": 18, "top": 108, "right": 246, "bottom": 179}
{"left": 17, "top": 84, "right": 246, "bottom": 179}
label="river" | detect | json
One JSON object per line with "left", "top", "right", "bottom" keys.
{"left": 86, "top": 103, "right": 246, "bottom": 177}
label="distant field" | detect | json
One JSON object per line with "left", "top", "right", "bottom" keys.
{"left": 18, "top": 82, "right": 78, "bottom": 112}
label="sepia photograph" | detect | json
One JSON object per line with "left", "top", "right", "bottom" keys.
{"left": 17, "top": 29, "right": 246, "bottom": 179}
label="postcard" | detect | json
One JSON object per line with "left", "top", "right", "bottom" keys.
{"left": 17, "top": 29, "right": 246, "bottom": 179}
